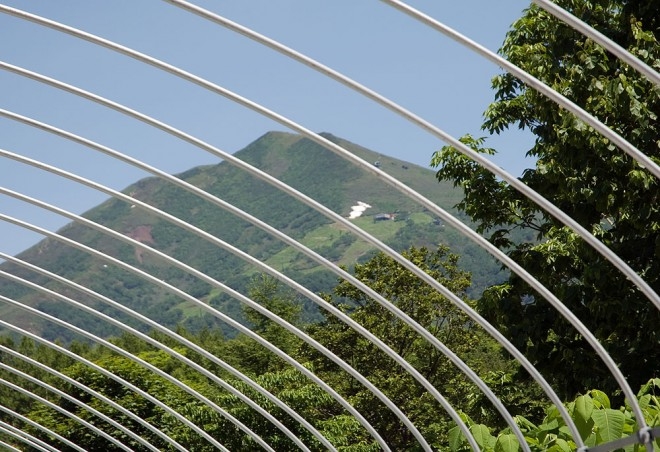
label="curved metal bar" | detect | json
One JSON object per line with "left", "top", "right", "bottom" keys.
{"left": 533, "top": 0, "right": 660, "bottom": 88}
{"left": 0, "top": 435, "right": 23, "bottom": 452}
{"left": 0, "top": 345, "right": 188, "bottom": 452}
{"left": 0, "top": 320, "right": 232, "bottom": 452}
{"left": 0, "top": 423, "right": 52, "bottom": 452}
{"left": 380, "top": 0, "right": 660, "bottom": 180}
{"left": 0, "top": 140, "right": 525, "bottom": 448}
{"left": 0, "top": 404, "right": 86, "bottom": 452}
{"left": 0, "top": 438, "right": 23, "bottom": 452}
{"left": 0, "top": 294, "right": 265, "bottom": 452}
{"left": 0, "top": 255, "right": 328, "bottom": 452}
{"left": 0, "top": 362, "right": 161, "bottom": 452}
{"left": 0, "top": 377, "right": 133, "bottom": 452}
{"left": 0, "top": 64, "right": 521, "bottom": 449}
{"left": 0, "top": 214, "right": 395, "bottom": 452}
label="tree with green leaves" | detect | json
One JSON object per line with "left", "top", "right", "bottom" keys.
{"left": 302, "top": 246, "right": 527, "bottom": 449}
{"left": 433, "top": 0, "right": 660, "bottom": 398}
{"left": 225, "top": 274, "right": 305, "bottom": 376}
{"left": 12, "top": 272, "right": 379, "bottom": 451}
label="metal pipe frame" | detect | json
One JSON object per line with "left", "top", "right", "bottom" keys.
{"left": 0, "top": 378, "right": 133, "bottom": 451}
{"left": 0, "top": 319, "right": 233, "bottom": 451}
{"left": 0, "top": 362, "right": 161, "bottom": 452}
{"left": 0, "top": 61, "right": 536, "bottom": 449}
{"left": 0, "top": 344, "right": 187, "bottom": 452}
{"left": 0, "top": 5, "right": 625, "bottom": 440}
{"left": 0, "top": 403, "right": 87, "bottom": 452}
{"left": 0, "top": 2, "right": 656, "bottom": 450}
{"left": 0, "top": 7, "right": 620, "bottom": 444}
{"left": 0, "top": 107, "right": 478, "bottom": 450}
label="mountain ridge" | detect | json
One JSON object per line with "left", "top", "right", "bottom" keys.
{"left": 0, "top": 131, "right": 502, "bottom": 340}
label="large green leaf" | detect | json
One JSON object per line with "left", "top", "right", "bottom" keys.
{"left": 494, "top": 433, "right": 520, "bottom": 452}
{"left": 573, "top": 414, "right": 595, "bottom": 442}
{"left": 591, "top": 390, "right": 611, "bottom": 409}
{"left": 575, "top": 395, "right": 594, "bottom": 423}
{"left": 592, "top": 409, "right": 625, "bottom": 443}
{"left": 637, "top": 378, "right": 660, "bottom": 397}
{"left": 573, "top": 395, "right": 596, "bottom": 440}
{"left": 448, "top": 425, "right": 465, "bottom": 452}
{"left": 471, "top": 424, "right": 496, "bottom": 449}
{"left": 550, "top": 438, "right": 573, "bottom": 452}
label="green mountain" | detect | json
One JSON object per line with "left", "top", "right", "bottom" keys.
{"left": 0, "top": 131, "right": 506, "bottom": 341}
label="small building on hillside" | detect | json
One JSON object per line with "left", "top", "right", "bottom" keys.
{"left": 373, "top": 213, "right": 396, "bottom": 222}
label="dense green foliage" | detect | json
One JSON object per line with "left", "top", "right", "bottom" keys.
{"left": 433, "top": 0, "right": 660, "bottom": 398}
{"left": 0, "top": 247, "right": 657, "bottom": 450}
{"left": 450, "top": 379, "right": 660, "bottom": 452}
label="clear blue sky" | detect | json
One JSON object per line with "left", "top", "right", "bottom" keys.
{"left": 0, "top": 1, "right": 532, "bottom": 257}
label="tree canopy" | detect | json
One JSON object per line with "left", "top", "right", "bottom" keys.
{"left": 432, "top": 0, "right": 660, "bottom": 398}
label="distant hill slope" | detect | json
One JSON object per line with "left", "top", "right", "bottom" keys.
{"left": 0, "top": 131, "right": 505, "bottom": 340}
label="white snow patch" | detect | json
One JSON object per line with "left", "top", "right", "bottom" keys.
{"left": 348, "top": 201, "right": 372, "bottom": 219}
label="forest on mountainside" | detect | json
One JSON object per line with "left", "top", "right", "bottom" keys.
{"left": 0, "top": 131, "right": 513, "bottom": 342}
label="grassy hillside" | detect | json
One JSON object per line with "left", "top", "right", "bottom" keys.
{"left": 0, "top": 131, "right": 505, "bottom": 340}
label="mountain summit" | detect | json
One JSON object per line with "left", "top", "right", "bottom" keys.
{"left": 0, "top": 131, "right": 498, "bottom": 340}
